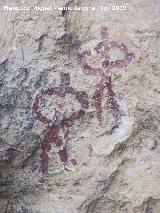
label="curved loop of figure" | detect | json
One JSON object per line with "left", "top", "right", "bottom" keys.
{"left": 78, "top": 27, "right": 135, "bottom": 75}
{"left": 33, "top": 73, "right": 89, "bottom": 127}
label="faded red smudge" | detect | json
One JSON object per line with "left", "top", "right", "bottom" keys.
{"left": 70, "top": 159, "right": 77, "bottom": 166}
{"left": 138, "top": 51, "right": 149, "bottom": 64}
{"left": 82, "top": 144, "right": 93, "bottom": 166}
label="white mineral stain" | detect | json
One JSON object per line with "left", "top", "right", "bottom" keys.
{"left": 93, "top": 101, "right": 134, "bottom": 155}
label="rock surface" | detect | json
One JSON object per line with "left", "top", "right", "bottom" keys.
{"left": 0, "top": 0, "right": 160, "bottom": 212}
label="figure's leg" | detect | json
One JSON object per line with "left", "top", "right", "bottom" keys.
{"left": 93, "top": 75, "right": 120, "bottom": 123}
{"left": 40, "top": 127, "right": 62, "bottom": 173}
{"left": 93, "top": 76, "right": 106, "bottom": 122}
{"left": 106, "top": 76, "right": 120, "bottom": 121}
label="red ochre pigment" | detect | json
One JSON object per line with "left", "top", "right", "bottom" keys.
{"left": 33, "top": 26, "right": 135, "bottom": 173}
{"left": 32, "top": 72, "right": 89, "bottom": 173}
{"left": 78, "top": 26, "right": 135, "bottom": 122}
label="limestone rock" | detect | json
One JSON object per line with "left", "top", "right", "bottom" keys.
{"left": 0, "top": 0, "right": 160, "bottom": 212}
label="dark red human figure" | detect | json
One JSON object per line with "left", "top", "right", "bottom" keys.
{"left": 32, "top": 72, "right": 89, "bottom": 173}
{"left": 78, "top": 26, "right": 135, "bottom": 122}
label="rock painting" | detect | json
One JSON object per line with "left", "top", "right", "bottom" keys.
{"left": 32, "top": 26, "right": 135, "bottom": 173}
{"left": 77, "top": 26, "right": 135, "bottom": 121}
{"left": 32, "top": 72, "right": 89, "bottom": 172}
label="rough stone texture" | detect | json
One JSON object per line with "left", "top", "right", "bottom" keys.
{"left": 0, "top": 0, "right": 160, "bottom": 212}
